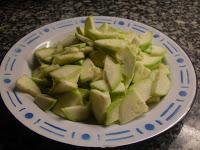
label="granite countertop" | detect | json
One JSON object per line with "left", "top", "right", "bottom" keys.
{"left": 0, "top": 0, "right": 200, "bottom": 150}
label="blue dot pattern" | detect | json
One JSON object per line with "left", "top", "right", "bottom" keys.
{"left": 25, "top": 113, "right": 33, "bottom": 119}
{"left": 81, "top": 133, "right": 90, "bottom": 140}
{"left": 118, "top": 21, "right": 124, "bottom": 25}
{"left": 179, "top": 91, "right": 187, "bottom": 97}
{"left": 43, "top": 28, "right": 49, "bottom": 32}
{"left": 4, "top": 79, "right": 11, "bottom": 84}
{"left": 15, "top": 48, "right": 21, "bottom": 53}
{"left": 81, "top": 19, "right": 85, "bottom": 23}
{"left": 145, "top": 124, "right": 155, "bottom": 130}
{"left": 153, "top": 34, "right": 159, "bottom": 38}
{"left": 176, "top": 58, "right": 184, "bottom": 63}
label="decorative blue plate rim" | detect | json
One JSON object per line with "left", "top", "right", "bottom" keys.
{"left": 0, "top": 16, "right": 197, "bottom": 147}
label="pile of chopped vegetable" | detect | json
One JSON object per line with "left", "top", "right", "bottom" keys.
{"left": 16, "top": 16, "right": 170, "bottom": 125}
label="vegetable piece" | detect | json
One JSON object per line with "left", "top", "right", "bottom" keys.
{"left": 31, "top": 77, "right": 49, "bottom": 87}
{"left": 125, "top": 31, "right": 137, "bottom": 43}
{"left": 76, "top": 26, "right": 85, "bottom": 35}
{"left": 80, "top": 46, "right": 93, "bottom": 54}
{"left": 40, "top": 64, "right": 60, "bottom": 77}
{"left": 53, "top": 52, "right": 84, "bottom": 65}
{"left": 104, "top": 56, "right": 122, "bottom": 90}
{"left": 119, "top": 90, "right": 149, "bottom": 124}
{"left": 90, "top": 80, "right": 109, "bottom": 92}
{"left": 106, "top": 99, "right": 122, "bottom": 125}
{"left": 150, "top": 45, "right": 166, "bottom": 56}
{"left": 111, "top": 82, "right": 126, "bottom": 99}
{"left": 129, "top": 78, "right": 153, "bottom": 102}
{"left": 84, "top": 16, "right": 96, "bottom": 40}
{"left": 60, "top": 32, "right": 79, "bottom": 47}
{"left": 16, "top": 75, "right": 41, "bottom": 97}
{"left": 93, "top": 67, "right": 103, "bottom": 81}
{"left": 94, "top": 39, "right": 128, "bottom": 53}
{"left": 70, "top": 43, "right": 86, "bottom": 48}
{"left": 74, "top": 59, "right": 84, "bottom": 65}
{"left": 50, "top": 65, "right": 81, "bottom": 81}
{"left": 146, "top": 96, "right": 160, "bottom": 104}
{"left": 116, "top": 49, "right": 136, "bottom": 88}
{"left": 89, "top": 50, "right": 107, "bottom": 68}
{"left": 88, "top": 28, "right": 125, "bottom": 40}
{"left": 34, "top": 94, "right": 57, "bottom": 111}
{"left": 132, "top": 62, "right": 151, "bottom": 83}
{"left": 80, "top": 59, "right": 96, "bottom": 82}
{"left": 52, "top": 90, "right": 83, "bottom": 117}
{"left": 149, "top": 69, "right": 159, "bottom": 81}
{"left": 64, "top": 47, "right": 80, "bottom": 53}
{"left": 51, "top": 80, "right": 77, "bottom": 94}
{"left": 138, "top": 32, "right": 153, "bottom": 51}
{"left": 151, "top": 71, "right": 171, "bottom": 96}
{"left": 79, "top": 88, "right": 89, "bottom": 104}
{"left": 98, "top": 23, "right": 109, "bottom": 32}
{"left": 90, "top": 89, "right": 111, "bottom": 124}
{"left": 105, "top": 99, "right": 122, "bottom": 125}
{"left": 62, "top": 105, "right": 89, "bottom": 121}
{"left": 159, "top": 64, "right": 170, "bottom": 75}
{"left": 35, "top": 48, "right": 55, "bottom": 62}
{"left": 140, "top": 52, "right": 163, "bottom": 69}
{"left": 55, "top": 42, "right": 64, "bottom": 53}
{"left": 75, "top": 32, "right": 94, "bottom": 46}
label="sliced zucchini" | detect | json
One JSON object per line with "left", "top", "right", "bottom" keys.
{"left": 51, "top": 80, "right": 77, "bottom": 94}
{"left": 31, "top": 77, "right": 49, "bottom": 87}
{"left": 94, "top": 39, "right": 128, "bottom": 53}
{"left": 132, "top": 62, "right": 151, "bottom": 83}
{"left": 159, "top": 64, "right": 170, "bottom": 75}
{"left": 60, "top": 32, "right": 79, "bottom": 47}
{"left": 140, "top": 52, "right": 163, "bottom": 69}
{"left": 88, "top": 28, "right": 125, "bottom": 40}
{"left": 98, "top": 23, "right": 109, "bottom": 32}
{"left": 70, "top": 43, "right": 86, "bottom": 49}
{"left": 90, "top": 89, "right": 111, "bottom": 124}
{"left": 79, "top": 88, "right": 89, "bottom": 103}
{"left": 16, "top": 75, "right": 41, "bottom": 97}
{"left": 111, "top": 82, "right": 126, "bottom": 99}
{"left": 90, "top": 80, "right": 109, "bottom": 92}
{"left": 76, "top": 26, "right": 85, "bottom": 35}
{"left": 80, "top": 46, "right": 94, "bottom": 54}
{"left": 116, "top": 49, "right": 136, "bottom": 88}
{"left": 150, "top": 45, "right": 166, "bottom": 56}
{"left": 73, "top": 59, "right": 84, "bottom": 65}
{"left": 50, "top": 65, "right": 81, "bottom": 81}
{"left": 152, "top": 71, "right": 171, "bottom": 96}
{"left": 106, "top": 99, "right": 122, "bottom": 125}
{"left": 75, "top": 32, "right": 94, "bottom": 46}
{"left": 104, "top": 56, "right": 121, "bottom": 90}
{"left": 138, "top": 32, "right": 153, "bottom": 51}
{"left": 62, "top": 105, "right": 89, "bottom": 121}
{"left": 146, "top": 96, "right": 160, "bottom": 104}
{"left": 89, "top": 50, "right": 107, "bottom": 68}
{"left": 35, "top": 48, "right": 55, "bottom": 62}
{"left": 40, "top": 64, "right": 60, "bottom": 77}
{"left": 53, "top": 52, "right": 84, "bottom": 65}
{"left": 63, "top": 47, "right": 80, "bottom": 54}
{"left": 52, "top": 90, "right": 83, "bottom": 117}
{"left": 34, "top": 94, "right": 57, "bottom": 111}
{"left": 84, "top": 16, "right": 96, "bottom": 39}
{"left": 119, "top": 90, "right": 149, "bottom": 124}
{"left": 130, "top": 78, "right": 153, "bottom": 102}
{"left": 80, "top": 59, "right": 95, "bottom": 83}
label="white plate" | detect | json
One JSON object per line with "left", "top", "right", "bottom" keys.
{"left": 0, "top": 16, "right": 197, "bottom": 148}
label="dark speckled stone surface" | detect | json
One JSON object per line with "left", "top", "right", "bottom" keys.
{"left": 0, "top": 0, "right": 200, "bottom": 150}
